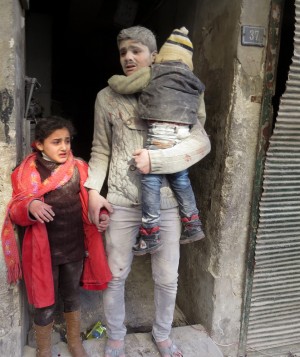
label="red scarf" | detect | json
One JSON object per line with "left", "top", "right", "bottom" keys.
{"left": 1, "top": 151, "right": 112, "bottom": 307}
{"left": 2, "top": 152, "right": 75, "bottom": 283}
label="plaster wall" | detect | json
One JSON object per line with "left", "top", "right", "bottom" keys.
{"left": 177, "top": 0, "right": 272, "bottom": 355}
{"left": 0, "top": 0, "right": 26, "bottom": 355}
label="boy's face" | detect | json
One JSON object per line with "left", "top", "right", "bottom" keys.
{"left": 119, "top": 40, "right": 156, "bottom": 76}
{"left": 35, "top": 128, "right": 71, "bottom": 164}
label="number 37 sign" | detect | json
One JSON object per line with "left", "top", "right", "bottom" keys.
{"left": 241, "top": 25, "right": 265, "bottom": 47}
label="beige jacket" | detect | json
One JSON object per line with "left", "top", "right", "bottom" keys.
{"left": 84, "top": 86, "right": 211, "bottom": 209}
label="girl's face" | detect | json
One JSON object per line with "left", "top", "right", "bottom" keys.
{"left": 35, "top": 128, "right": 71, "bottom": 164}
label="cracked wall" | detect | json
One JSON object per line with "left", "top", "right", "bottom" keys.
{"left": 177, "top": 0, "right": 272, "bottom": 355}
{"left": 0, "top": 0, "right": 26, "bottom": 355}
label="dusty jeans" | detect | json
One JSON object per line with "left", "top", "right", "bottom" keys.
{"left": 141, "top": 170, "right": 199, "bottom": 228}
{"left": 103, "top": 205, "right": 181, "bottom": 342}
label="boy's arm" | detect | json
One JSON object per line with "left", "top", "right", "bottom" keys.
{"left": 84, "top": 91, "right": 112, "bottom": 192}
{"left": 197, "top": 92, "right": 206, "bottom": 127}
{"left": 149, "top": 122, "right": 210, "bottom": 174}
{"left": 148, "top": 95, "right": 211, "bottom": 174}
{"left": 84, "top": 90, "right": 114, "bottom": 228}
{"left": 108, "top": 67, "right": 151, "bottom": 94}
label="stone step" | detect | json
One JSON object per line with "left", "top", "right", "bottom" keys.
{"left": 23, "top": 324, "right": 223, "bottom": 357}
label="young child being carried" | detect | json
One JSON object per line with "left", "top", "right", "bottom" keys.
{"left": 108, "top": 27, "right": 206, "bottom": 256}
{"left": 1, "top": 116, "right": 112, "bottom": 356}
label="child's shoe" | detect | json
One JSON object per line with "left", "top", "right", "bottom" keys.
{"left": 132, "top": 226, "right": 163, "bottom": 256}
{"left": 180, "top": 214, "right": 205, "bottom": 244}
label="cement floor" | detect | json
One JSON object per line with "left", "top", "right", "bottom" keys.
{"left": 23, "top": 325, "right": 223, "bottom": 357}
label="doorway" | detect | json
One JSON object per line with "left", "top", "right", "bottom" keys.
{"left": 25, "top": 0, "right": 204, "bottom": 335}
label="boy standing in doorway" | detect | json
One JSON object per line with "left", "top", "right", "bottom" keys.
{"left": 85, "top": 26, "right": 210, "bottom": 357}
{"left": 108, "top": 27, "right": 206, "bottom": 256}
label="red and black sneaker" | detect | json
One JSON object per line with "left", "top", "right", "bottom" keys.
{"left": 180, "top": 215, "right": 205, "bottom": 244}
{"left": 132, "top": 226, "right": 163, "bottom": 256}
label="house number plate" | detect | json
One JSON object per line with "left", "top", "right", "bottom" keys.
{"left": 241, "top": 25, "right": 265, "bottom": 47}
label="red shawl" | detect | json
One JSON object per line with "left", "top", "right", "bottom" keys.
{"left": 1, "top": 152, "right": 111, "bottom": 308}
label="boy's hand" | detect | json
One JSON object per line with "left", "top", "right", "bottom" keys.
{"left": 88, "top": 190, "right": 113, "bottom": 230}
{"left": 133, "top": 148, "right": 150, "bottom": 174}
{"left": 29, "top": 200, "right": 55, "bottom": 223}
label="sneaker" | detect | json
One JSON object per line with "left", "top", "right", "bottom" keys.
{"left": 180, "top": 215, "right": 205, "bottom": 244}
{"left": 132, "top": 226, "right": 163, "bottom": 256}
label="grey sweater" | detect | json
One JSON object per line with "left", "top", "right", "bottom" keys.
{"left": 84, "top": 86, "right": 211, "bottom": 208}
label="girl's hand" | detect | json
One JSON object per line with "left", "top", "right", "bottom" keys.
{"left": 88, "top": 190, "right": 113, "bottom": 230}
{"left": 29, "top": 200, "right": 55, "bottom": 223}
{"left": 98, "top": 213, "right": 110, "bottom": 232}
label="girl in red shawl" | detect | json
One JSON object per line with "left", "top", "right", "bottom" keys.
{"left": 1, "top": 117, "right": 112, "bottom": 357}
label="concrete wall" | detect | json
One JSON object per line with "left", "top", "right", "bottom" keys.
{"left": 0, "top": 0, "right": 26, "bottom": 355}
{"left": 177, "top": 0, "right": 272, "bottom": 355}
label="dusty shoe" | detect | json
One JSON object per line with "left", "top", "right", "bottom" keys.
{"left": 180, "top": 215, "right": 205, "bottom": 244}
{"left": 132, "top": 226, "right": 163, "bottom": 256}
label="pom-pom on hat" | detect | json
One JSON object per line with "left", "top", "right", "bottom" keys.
{"left": 155, "top": 27, "right": 194, "bottom": 70}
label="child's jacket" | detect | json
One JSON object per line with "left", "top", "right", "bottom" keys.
{"left": 1, "top": 152, "right": 112, "bottom": 308}
{"left": 108, "top": 61, "right": 205, "bottom": 125}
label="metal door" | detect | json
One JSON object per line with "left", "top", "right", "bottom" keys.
{"left": 239, "top": 0, "right": 300, "bottom": 355}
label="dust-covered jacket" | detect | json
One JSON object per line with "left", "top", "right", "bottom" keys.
{"left": 84, "top": 86, "right": 211, "bottom": 207}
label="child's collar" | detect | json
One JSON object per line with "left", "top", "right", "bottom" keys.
{"left": 41, "top": 151, "right": 54, "bottom": 162}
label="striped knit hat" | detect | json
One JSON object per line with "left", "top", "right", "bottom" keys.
{"left": 155, "top": 27, "right": 194, "bottom": 70}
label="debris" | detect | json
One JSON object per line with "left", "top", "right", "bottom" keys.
{"left": 86, "top": 321, "right": 106, "bottom": 339}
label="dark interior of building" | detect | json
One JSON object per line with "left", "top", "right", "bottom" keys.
{"left": 25, "top": 0, "right": 177, "bottom": 161}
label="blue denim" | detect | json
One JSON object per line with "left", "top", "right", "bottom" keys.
{"left": 141, "top": 169, "right": 199, "bottom": 229}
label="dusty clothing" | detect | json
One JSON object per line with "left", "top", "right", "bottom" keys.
{"left": 84, "top": 86, "right": 210, "bottom": 200}
{"left": 34, "top": 260, "right": 83, "bottom": 326}
{"left": 36, "top": 155, "right": 85, "bottom": 265}
{"left": 84, "top": 85, "right": 210, "bottom": 342}
{"left": 108, "top": 62, "right": 206, "bottom": 126}
{"left": 5, "top": 152, "right": 111, "bottom": 308}
{"left": 107, "top": 63, "right": 206, "bottom": 230}
{"left": 139, "top": 62, "right": 205, "bottom": 124}
{"left": 103, "top": 205, "right": 181, "bottom": 341}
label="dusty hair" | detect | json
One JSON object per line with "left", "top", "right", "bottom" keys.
{"left": 117, "top": 26, "right": 157, "bottom": 53}
{"left": 35, "top": 116, "right": 76, "bottom": 143}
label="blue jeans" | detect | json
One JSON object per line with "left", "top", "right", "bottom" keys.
{"left": 141, "top": 169, "right": 199, "bottom": 229}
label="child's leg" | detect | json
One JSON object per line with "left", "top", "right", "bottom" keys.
{"left": 59, "top": 260, "right": 83, "bottom": 313}
{"left": 167, "top": 170, "right": 205, "bottom": 243}
{"left": 33, "top": 265, "right": 60, "bottom": 357}
{"left": 132, "top": 173, "right": 163, "bottom": 255}
{"left": 59, "top": 260, "right": 88, "bottom": 357}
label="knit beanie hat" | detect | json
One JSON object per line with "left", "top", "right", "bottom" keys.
{"left": 155, "top": 27, "right": 194, "bottom": 70}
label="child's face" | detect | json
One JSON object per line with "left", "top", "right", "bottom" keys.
{"left": 119, "top": 39, "right": 156, "bottom": 76}
{"left": 35, "top": 128, "right": 71, "bottom": 164}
